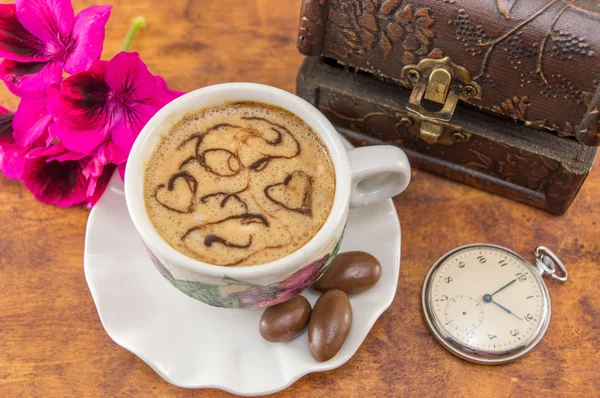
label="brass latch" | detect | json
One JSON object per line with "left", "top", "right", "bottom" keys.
{"left": 401, "top": 57, "right": 482, "bottom": 144}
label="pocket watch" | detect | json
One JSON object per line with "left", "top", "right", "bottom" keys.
{"left": 422, "top": 244, "right": 568, "bottom": 364}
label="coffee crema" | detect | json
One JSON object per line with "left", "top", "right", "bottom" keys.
{"left": 144, "top": 101, "right": 336, "bottom": 266}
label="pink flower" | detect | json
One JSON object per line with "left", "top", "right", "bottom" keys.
{"left": 0, "top": 124, "right": 113, "bottom": 207}
{"left": 0, "top": 6, "right": 178, "bottom": 208}
{"left": 52, "top": 51, "right": 183, "bottom": 157}
{"left": 0, "top": 106, "right": 26, "bottom": 179}
{"left": 0, "top": 0, "right": 111, "bottom": 94}
{"left": 21, "top": 155, "right": 88, "bottom": 207}
{"left": 22, "top": 142, "right": 114, "bottom": 207}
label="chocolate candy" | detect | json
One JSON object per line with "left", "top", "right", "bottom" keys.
{"left": 308, "top": 289, "right": 352, "bottom": 362}
{"left": 259, "top": 296, "right": 311, "bottom": 343}
{"left": 313, "top": 251, "right": 381, "bottom": 295}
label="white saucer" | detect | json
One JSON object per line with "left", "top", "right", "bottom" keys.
{"left": 84, "top": 139, "right": 401, "bottom": 396}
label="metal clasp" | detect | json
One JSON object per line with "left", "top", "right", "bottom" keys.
{"left": 401, "top": 57, "right": 482, "bottom": 144}
{"left": 534, "top": 246, "right": 568, "bottom": 282}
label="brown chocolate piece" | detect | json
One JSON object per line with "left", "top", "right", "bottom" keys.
{"left": 259, "top": 296, "right": 311, "bottom": 343}
{"left": 313, "top": 251, "right": 381, "bottom": 295}
{"left": 308, "top": 289, "right": 352, "bottom": 362}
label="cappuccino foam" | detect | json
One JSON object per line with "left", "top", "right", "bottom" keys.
{"left": 144, "top": 101, "right": 336, "bottom": 266}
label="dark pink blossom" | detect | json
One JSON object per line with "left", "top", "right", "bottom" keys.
{"left": 0, "top": 128, "right": 113, "bottom": 207}
{"left": 21, "top": 155, "right": 88, "bottom": 207}
{"left": 21, "top": 142, "right": 114, "bottom": 207}
{"left": 0, "top": 0, "right": 111, "bottom": 94}
{"left": 52, "top": 51, "right": 183, "bottom": 156}
{"left": 0, "top": 6, "right": 181, "bottom": 208}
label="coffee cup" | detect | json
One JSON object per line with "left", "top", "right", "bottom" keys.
{"left": 125, "top": 83, "right": 410, "bottom": 309}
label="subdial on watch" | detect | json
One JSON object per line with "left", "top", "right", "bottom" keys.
{"left": 444, "top": 295, "right": 484, "bottom": 332}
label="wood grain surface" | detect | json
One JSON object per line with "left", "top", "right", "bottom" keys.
{"left": 0, "top": 0, "right": 598, "bottom": 397}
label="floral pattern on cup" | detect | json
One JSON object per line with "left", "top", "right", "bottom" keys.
{"left": 144, "top": 234, "right": 343, "bottom": 309}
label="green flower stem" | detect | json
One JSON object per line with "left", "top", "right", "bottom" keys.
{"left": 122, "top": 16, "right": 147, "bottom": 51}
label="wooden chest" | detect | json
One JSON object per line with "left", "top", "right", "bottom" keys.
{"left": 295, "top": 0, "right": 600, "bottom": 214}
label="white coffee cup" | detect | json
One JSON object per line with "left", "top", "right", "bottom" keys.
{"left": 125, "top": 83, "right": 410, "bottom": 309}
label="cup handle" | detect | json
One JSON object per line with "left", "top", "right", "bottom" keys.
{"left": 347, "top": 145, "right": 411, "bottom": 209}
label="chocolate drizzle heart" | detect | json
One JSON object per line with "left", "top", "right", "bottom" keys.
{"left": 264, "top": 170, "right": 313, "bottom": 216}
{"left": 154, "top": 171, "right": 198, "bottom": 214}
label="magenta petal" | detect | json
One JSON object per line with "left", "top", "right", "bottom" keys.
{"left": 86, "top": 162, "right": 115, "bottom": 207}
{"left": 83, "top": 140, "right": 126, "bottom": 179}
{"left": 27, "top": 142, "right": 86, "bottom": 162}
{"left": 82, "top": 140, "right": 125, "bottom": 195}
{"left": 15, "top": 0, "right": 74, "bottom": 46}
{"left": 0, "top": 144, "right": 26, "bottom": 179}
{"left": 49, "top": 120, "right": 109, "bottom": 155}
{"left": 0, "top": 59, "right": 62, "bottom": 94}
{"left": 22, "top": 157, "right": 87, "bottom": 207}
{"left": 48, "top": 150, "right": 87, "bottom": 162}
{"left": 96, "top": 140, "right": 127, "bottom": 166}
{"left": 106, "top": 52, "right": 157, "bottom": 101}
{"left": 27, "top": 143, "right": 63, "bottom": 158}
{"left": 44, "top": 82, "right": 61, "bottom": 115}
{"left": 64, "top": 6, "right": 112, "bottom": 74}
{"left": 0, "top": 4, "right": 48, "bottom": 62}
{"left": 55, "top": 61, "right": 109, "bottom": 130}
{"left": 155, "top": 76, "right": 185, "bottom": 102}
{"left": 13, "top": 94, "right": 53, "bottom": 146}
{"left": 110, "top": 102, "right": 157, "bottom": 155}
{"left": 117, "top": 162, "right": 125, "bottom": 179}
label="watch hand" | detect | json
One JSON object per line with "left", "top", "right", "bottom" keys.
{"left": 490, "top": 299, "right": 522, "bottom": 321}
{"left": 482, "top": 279, "right": 518, "bottom": 305}
{"left": 490, "top": 278, "right": 517, "bottom": 297}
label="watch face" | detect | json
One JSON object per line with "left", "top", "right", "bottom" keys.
{"left": 423, "top": 245, "right": 551, "bottom": 363}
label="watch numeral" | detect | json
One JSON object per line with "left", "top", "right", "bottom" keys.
{"left": 477, "top": 256, "right": 487, "bottom": 264}
{"left": 487, "top": 334, "right": 497, "bottom": 340}
{"left": 510, "top": 330, "right": 520, "bottom": 336}
{"left": 515, "top": 272, "right": 527, "bottom": 282}
{"left": 498, "top": 259, "right": 508, "bottom": 267}
{"left": 525, "top": 313, "right": 534, "bottom": 321}
{"left": 457, "top": 261, "right": 466, "bottom": 268}
{"left": 467, "top": 332, "right": 475, "bottom": 339}
{"left": 436, "top": 295, "right": 449, "bottom": 302}
{"left": 444, "top": 277, "right": 453, "bottom": 284}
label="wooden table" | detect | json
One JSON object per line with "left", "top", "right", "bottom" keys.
{"left": 0, "top": 0, "right": 598, "bottom": 396}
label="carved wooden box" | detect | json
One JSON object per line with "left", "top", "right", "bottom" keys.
{"left": 296, "top": 0, "right": 600, "bottom": 214}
